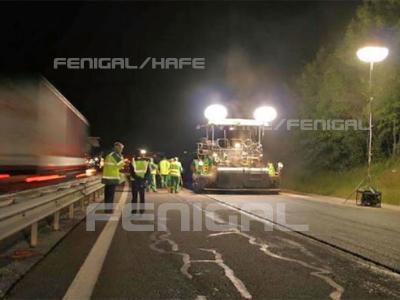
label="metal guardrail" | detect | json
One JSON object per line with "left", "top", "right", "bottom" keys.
{"left": 0, "top": 176, "right": 104, "bottom": 246}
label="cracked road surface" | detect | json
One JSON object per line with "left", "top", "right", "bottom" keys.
{"left": 6, "top": 188, "right": 400, "bottom": 299}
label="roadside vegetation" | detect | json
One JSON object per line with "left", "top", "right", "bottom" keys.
{"left": 283, "top": 159, "right": 400, "bottom": 205}
{"left": 286, "top": 0, "right": 400, "bottom": 204}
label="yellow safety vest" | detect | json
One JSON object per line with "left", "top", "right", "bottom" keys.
{"left": 268, "top": 163, "right": 275, "bottom": 176}
{"left": 159, "top": 159, "right": 170, "bottom": 175}
{"left": 169, "top": 161, "right": 181, "bottom": 177}
{"left": 102, "top": 152, "right": 124, "bottom": 184}
{"left": 150, "top": 162, "right": 158, "bottom": 175}
{"left": 133, "top": 160, "right": 149, "bottom": 179}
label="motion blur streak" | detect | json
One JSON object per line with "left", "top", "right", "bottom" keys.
{"left": 0, "top": 174, "right": 10, "bottom": 180}
{"left": 75, "top": 173, "right": 88, "bottom": 179}
{"left": 25, "top": 174, "right": 66, "bottom": 183}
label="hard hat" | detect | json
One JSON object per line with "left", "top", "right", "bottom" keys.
{"left": 114, "top": 141, "right": 124, "bottom": 148}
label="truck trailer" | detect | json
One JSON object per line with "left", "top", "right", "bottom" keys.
{"left": 0, "top": 76, "right": 89, "bottom": 176}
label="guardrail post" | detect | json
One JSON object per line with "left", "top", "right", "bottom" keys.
{"left": 53, "top": 211, "right": 60, "bottom": 230}
{"left": 31, "top": 222, "right": 38, "bottom": 247}
{"left": 69, "top": 204, "right": 74, "bottom": 219}
{"left": 81, "top": 198, "right": 85, "bottom": 210}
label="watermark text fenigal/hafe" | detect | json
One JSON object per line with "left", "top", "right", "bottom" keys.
{"left": 54, "top": 57, "right": 206, "bottom": 70}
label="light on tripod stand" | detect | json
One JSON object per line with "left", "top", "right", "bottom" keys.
{"left": 349, "top": 45, "right": 389, "bottom": 207}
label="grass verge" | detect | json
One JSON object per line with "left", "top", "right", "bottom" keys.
{"left": 282, "top": 159, "right": 400, "bottom": 205}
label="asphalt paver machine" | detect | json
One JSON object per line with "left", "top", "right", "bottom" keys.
{"left": 192, "top": 105, "right": 283, "bottom": 193}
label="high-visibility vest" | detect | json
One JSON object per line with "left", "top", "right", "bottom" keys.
{"left": 159, "top": 159, "right": 170, "bottom": 175}
{"left": 150, "top": 162, "right": 158, "bottom": 175}
{"left": 102, "top": 152, "right": 124, "bottom": 184}
{"left": 268, "top": 163, "right": 275, "bottom": 176}
{"left": 192, "top": 159, "right": 203, "bottom": 175}
{"left": 133, "top": 160, "right": 149, "bottom": 179}
{"left": 169, "top": 161, "right": 181, "bottom": 177}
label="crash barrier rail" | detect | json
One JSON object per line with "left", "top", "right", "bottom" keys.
{"left": 0, "top": 176, "right": 104, "bottom": 247}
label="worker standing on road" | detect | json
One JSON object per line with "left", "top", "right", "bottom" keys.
{"left": 158, "top": 156, "right": 170, "bottom": 188}
{"left": 102, "top": 142, "right": 125, "bottom": 213}
{"left": 169, "top": 158, "right": 183, "bottom": 193}
{"left": 130, "top": 156, "right": 150, "bottom": 214}
{"left": 175, "top": 157, "right": 184, "bottom": 187}
{"left": 148, "top": 158, "right": 158, "bottom": 192}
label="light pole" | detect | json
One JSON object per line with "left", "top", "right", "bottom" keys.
{"left": 356, "top": 46, "right": 389, "bottom": 180}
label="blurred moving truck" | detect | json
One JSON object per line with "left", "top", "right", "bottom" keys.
{"left": 0, "top": 76, "right": 89, "bottom": 176}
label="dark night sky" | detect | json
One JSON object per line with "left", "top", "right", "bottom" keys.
{"left": 0, "top": 1, "right": 360, "bottom": 156}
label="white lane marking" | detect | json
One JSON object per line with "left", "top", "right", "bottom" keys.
{"left": 149, "top": 221, "right": 252, "bottom": 299}
{"left": 150, "top": 224, "right": 192, "bottom": 279}
{"left": 210, "top": 229, "right": 344, "bottom": 300}
{"left": 63, "top": 189, "right": 129, "bottom": 300}
{"left": 202, "top": 203, "right": 344, "bottom": 300}
{"left": 198, "top": 248, "right": 252, "bottom": 299}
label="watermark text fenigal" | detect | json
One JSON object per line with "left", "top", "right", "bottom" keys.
{"left": 86, "top": 202, "right": 309, "bottom": 232}
{"left": 269, "top": 119, "right": 368, "bottom": 131}
{"left": 54, "top": 57, "right": 206, "bottom": 70}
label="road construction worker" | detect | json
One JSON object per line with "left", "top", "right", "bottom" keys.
{"left": 167, "top": 158, "right": 174, "bottom": 189}
{"left": 169, "top": 158, "right": 183, "bottom": 193}
{"left": 102, "top": 142, "right": 125, "bottom": 213}
{"left": 130, "top": 157, "right": 150, "bottom": 214}
{"left": 192, "top": 156, "right": 204, "bottom": 175}
{"left": 158, "top": 156, "right": 170, "bottom": 188}
{"left": 268, "top": 162, "right": 276, "bottom": 176}
{"left": 148, "top": 158, "right": 158, "bottom": 192}
{"left": 175, "top": 157, "right": 184, "bottom": 187}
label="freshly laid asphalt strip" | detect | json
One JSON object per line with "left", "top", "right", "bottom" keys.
{"left": 6, "top": 189, "right": 400, "bottom": 299}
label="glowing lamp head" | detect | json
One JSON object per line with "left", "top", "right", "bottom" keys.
{"left": 253, "top": 106, "right": 277, "bottom": 123}
{"left": 140, "top": 149, "right": 147, "bottom": 155}
{"left": 204, "top": 104, "right": 228, "bottom": 123}
{"left": 234, "top": 142, "right": 241, "bottom": 149}
{"left": 356, "top": 46, "right": 389, "bottom": 63}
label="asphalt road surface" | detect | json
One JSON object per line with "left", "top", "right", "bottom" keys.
{"left": 6, "top": 186, "right": 400, "bottom": 299}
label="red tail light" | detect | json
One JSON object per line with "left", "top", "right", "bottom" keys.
{"left": 25, "top": 175, "right": 66, "bottom": 183}
{"left": 0, "top": 174, "right": 10, "bottom": 180}
{"left": 75, "top": 173, "right": 87, "bottom": 179}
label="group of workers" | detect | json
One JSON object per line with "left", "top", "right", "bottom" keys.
{"left": 148, "top": 156, "right": 184, "bottom": 193}
{"left": 101, "top": 142, "right": 183, "bottom": 214}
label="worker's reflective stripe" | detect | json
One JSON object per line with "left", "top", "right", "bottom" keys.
{"left": 111, "top": 152, "right": 123, "bottom": 163}
{"left": 102, "top": 175, "right": 120, "bottom": 179}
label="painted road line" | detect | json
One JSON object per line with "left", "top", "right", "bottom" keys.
{"left": 63, "top": 188, "right": 129, "bottom": 300}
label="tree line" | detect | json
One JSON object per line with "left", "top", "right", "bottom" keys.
{"left": 293, "top": 0, "right": 400, "bottom": 171}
